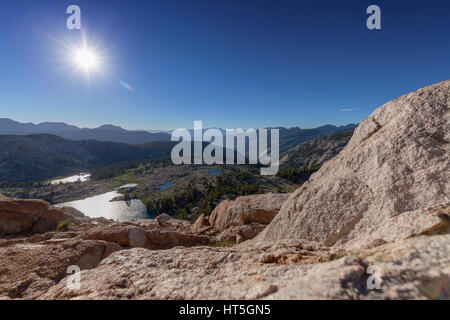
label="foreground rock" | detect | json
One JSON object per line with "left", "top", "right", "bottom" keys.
{"left": 81, "top": 224, "right": 209, "bottom": 250}
{"left": 192, "top": 214, "right": 210, "bottom": 232}
{"left": 40, "top": 234, "right": 449, "bottom": 300}
{"left": 215, "top": 223, "right": 266, "bottom": 244}
{"left": 256, "top": 80, "right": 450, "bottom": 248}
{"left": 0, "top": 196, "right": 210, "bottom": 299}
{"left": 0, "top": 239, "right": 122, "bottom": 299}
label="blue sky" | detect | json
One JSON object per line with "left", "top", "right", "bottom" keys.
{"left": 0, "top": 0, "right": 449, "bottom": 130}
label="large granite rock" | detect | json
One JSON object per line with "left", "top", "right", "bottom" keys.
{"left": 192, "top": 214, "right": 210, "bottom": 232}
{"left": 0, "top": 187, "right": 448, "bottom": 300}
{"left": 208, "top": 200, "right": 234, "bottom": 231}
{"left": 215, "top": 223, "right": 266, "bottom": 244}
{"left": 209, "top": 194, "right": 289, "bottom": 232}
{"left": 267, "top": 234, "right": 450, "bottom": 299}
{"left": 0, "top": 197, "right": 210, "bottom": 298}
{"left": 0, "top": 195, "right": 76, "bottom": 236}
{"left": 0, "top": 239, "right": 122, "bottom": 299}
{"left": 255, "top": 80, "right": 450, "bottom": 248}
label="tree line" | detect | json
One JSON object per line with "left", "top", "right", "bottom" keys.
{"left": 146, "top": 171, "right": 261, "bottom": 221}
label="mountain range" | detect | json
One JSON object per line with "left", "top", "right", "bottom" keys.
{"left": 0, "top": 118, "right": 357, "bottom": 152}
{"left": 0, "top": 118, "right": 171, "bottom": 145}
{"left": 0, "top": 118, "right": 358, "bottom": 181}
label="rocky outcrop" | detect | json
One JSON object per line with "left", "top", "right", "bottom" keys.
{"left": 155, "top": 213, "right": 172, "bottom": 223}
{"left": 144, "top": 230, "right": 209, "bottom": 249}
{"left": 208, "top": 200, "right": 234, "bottom": 231}
{"left": 267, "top": 234, "right": 450, "bottom": 299}
{"left": 215, "top": 223, "right": 266, "bottom": 244}
{"left": 192, "top": 214, "right": 210, "bottom": 232}
{"left": 0, "top": 239, "right": 122, "bottom": 299}
{"left": 80, "top": 225, "right": 148, "bottom": 248}
{"left": 0, "top": 197, "right": 210, "bottom": 298}
{"left": 0, "top": 196, "right": 75, "bottom": 236}
{"left": 256, "top": 80, "right": 450, "bottom": 248}
{"left": 344, "top": 203, "right": 450, "bottom": 249}
{"left": 209, "top": 194, "right": 289, "bottom": 232}
{"left": 71, "top": 219, "right": 210, "bottom": 250}
{"left": 40, "top": 234, "right": 450, "bottom": 300}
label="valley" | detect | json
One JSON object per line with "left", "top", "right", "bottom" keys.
{"left": 0, "top": 160, "right": 298, "bottom": 222}
{"left": 0, "top": 123, "right": 355, "bottom": 223}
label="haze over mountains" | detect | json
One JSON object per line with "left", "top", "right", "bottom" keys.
{"left": 0, "top": 118, "right": 357, "bottom": 150}
{"left": 0, "top": 118, "right": 171, "bottom": 145}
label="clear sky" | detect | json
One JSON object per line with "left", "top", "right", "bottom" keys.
{"left": 0, "top": 0, "right": 449, "bottom": 130}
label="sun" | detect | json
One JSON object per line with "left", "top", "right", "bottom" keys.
{"left": 49, "top": 32, "right": 110, "bottom": 80}
{"left": 72, "top": 47, "right": 100, "bottom": 72}
{"left": 75, "top": 49, "right": 98, "bottom": 70}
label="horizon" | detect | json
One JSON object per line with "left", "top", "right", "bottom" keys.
{"left": 0, "top": 116, "right": 358, "bottom": 132}
{"left": 1, "top": 0, "right": 449, "bottom": 130}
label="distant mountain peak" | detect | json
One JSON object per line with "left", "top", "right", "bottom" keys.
{"left": 95, "top": 124, "right": 125, "bottom": 131}
{"left": 0, "top": 117, "right": 358, "bottom": 147}
{"left": 0, "top": 118, "right": 171, "bottom": 144}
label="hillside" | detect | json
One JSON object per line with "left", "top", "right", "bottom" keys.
{"left": 277, "top": 124, "right": 357, "bottom": 153}
{"left": 280, "top": 130, "right": 354, "bottom": 168}
{"left": 0, "top": 134, "right": 174, "bottom": 181}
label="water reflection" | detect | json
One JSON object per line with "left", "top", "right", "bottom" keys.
{"left": 205, "top": 169, "right": 221, "bottom": 176}
{"left": 50, "top": 173, "right": 91, "bottom": 185}
{"left": 157, "top": 181, "right": 175, "bottom": 191}
{"left": 55, "top": 191, "right": 147, "bottom": 221}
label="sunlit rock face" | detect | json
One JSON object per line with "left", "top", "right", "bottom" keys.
{"left": 0, "top": 195, "right": 73, "bottom": 236}
{"left": 255, "top": 80, "right": 450, "bottom": 248}
{"left": 0, "top": 196, "right": 209, "bottom": 299}
{"left": 209, "top": 194, "right": 289, "bottom": 232}
{"left": 38, "top": 233, "right": 450, "bottom": 300}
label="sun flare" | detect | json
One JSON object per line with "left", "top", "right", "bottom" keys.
{"left": 73, "top": 47, "right": 99, "bottom": 72}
